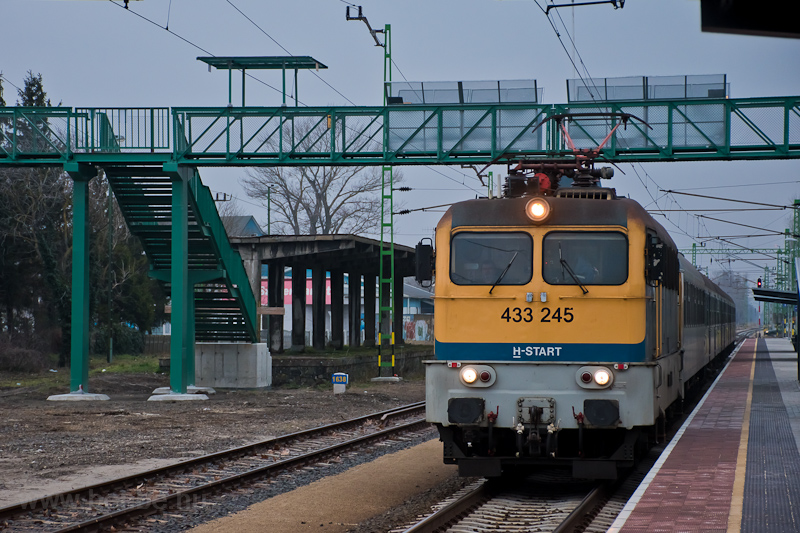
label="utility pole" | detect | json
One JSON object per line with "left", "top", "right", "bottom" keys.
{"left": 347, "top": 7, "right": 398, "bottom": 377}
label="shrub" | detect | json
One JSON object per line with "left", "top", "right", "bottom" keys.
{"left": 0, "top": 334, "right": 52, "bottom": 372}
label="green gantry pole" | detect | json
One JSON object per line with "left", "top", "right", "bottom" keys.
{"left": 65, "top": 162, "right": 94, "bottom": 393}
{"left": 170, "top": 166, "right": 189, "bottom": 394}
{"left": 186, "top": 275, "right": 196, "bottom": 388}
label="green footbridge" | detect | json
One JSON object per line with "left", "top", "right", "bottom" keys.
{"left": 1, "top": 95, "right": 799, "bottom": 394}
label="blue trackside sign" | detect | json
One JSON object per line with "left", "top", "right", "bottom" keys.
{"left": 332, "top": 372, "right": 348, "bottom": 384}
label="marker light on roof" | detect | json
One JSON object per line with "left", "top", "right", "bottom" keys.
{"left": 525, "top": 197, "right": 551, "bottom": 223}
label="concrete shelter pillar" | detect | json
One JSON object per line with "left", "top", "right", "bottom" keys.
{"left": 348, "top": 272, "right": 362, "bottom": 348}
{"left": 312, "top": 266, "right": 326, "bottom": 350}
{"left": 363, "top": 273, "right": 376, "bottom": 347}
{"left": 267, "top": 261, "right": 285, "bottom": 353}
{"left": 291, "top": 265, "right": 306, "bottom": 350}
{"left": 330, "top": 269, "right": 344, "bottom": 349}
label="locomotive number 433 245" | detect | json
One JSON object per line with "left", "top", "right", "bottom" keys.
{"left": 501, "top": 307, "right": 574, "bottom": 323}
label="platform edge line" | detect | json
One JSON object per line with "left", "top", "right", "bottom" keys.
{"left": 726, "top": 339, "right": 757, "bottom": 533}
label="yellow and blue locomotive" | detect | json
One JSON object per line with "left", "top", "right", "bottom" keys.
{"left": 417, "top": 163, "right": 735, "bottom": 479}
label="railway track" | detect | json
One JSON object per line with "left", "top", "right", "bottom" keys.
{"left": 392, "top": 470, "right": 606, "bottom": 533}
{"left": 0, "top": 402, "right": 428, "bottom": 532}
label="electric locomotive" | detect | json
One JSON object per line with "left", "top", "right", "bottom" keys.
{"left": 416, "top": 162, "right": 735, "bottom": 479}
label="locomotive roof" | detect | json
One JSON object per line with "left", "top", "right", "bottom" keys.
{"left": 451, "top": 193, "right": 667, "bottom": 233}
{"left": 446, "top": 191, "right": 678, "bottom": 251}
{"left": 449, "top": 195, "right": 627, "bottom": 228}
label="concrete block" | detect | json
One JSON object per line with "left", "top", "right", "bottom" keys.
{"left": 195, "top": 343, "right": 271, "bottom": 389}
{"left": 47, "top": 391, "right": 111, "bottom": 401}
{"left": 370, "top": 376, "right": 403, "bottom": 383}
{"left": 147, "top": 393, "right": 209, "bottom": 401}
{"left": 151, "top": 386, "right": 216, "bottom": 395}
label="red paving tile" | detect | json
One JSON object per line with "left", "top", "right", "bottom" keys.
{"left": 618, "top": 339, "right": 756, "bottom": 532}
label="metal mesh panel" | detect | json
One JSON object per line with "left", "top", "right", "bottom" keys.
{"left": 389, "top": 80, "right": 540, "bottom": 104}
{"left": 441, "top": 108, "right": 492, "bottom": 152}
{"left": 239, "top": 115, "right": 282, "bottom": 155}
{"left": 1, "top": 109, "right": 72, "bottom": 155}
{"left": 498, "top": 80, "right": 541, "bottom": 104}
{"left": 564, "top": 106, "right": 613, "bottom": 150}
{"left": 568, "top": 77, "right": 645, "bottom": 102}
{"left": 497, "top": 108, "right": 544, "bottom": 152}
{"left": 393, "top": 82, "right": 425, "bottom": 104}
{"left": 568, "top": 75, "right": 728, "bottom": 102}
{"left": 185, "top": 113, "right": 231, "bottom": 154}
{"left": 730, "top": 106, "right": 785, "bottom": 146}
{"left": 672, "top": 104, "right": 726, "bottom": 146}
{"left": 291, "top": 116, "right": 331, "bottom": 154}
{"left": 616, "top": 106, "right": 654, "bottom": 149}
{"left": 335, "top": 114, "right": 384, "bottom": 155}
{"left": 790, "top": 105, "right": 800, "bottom": 145}
{"left": 387, "top": 109, "right": 437, "bottom": 152}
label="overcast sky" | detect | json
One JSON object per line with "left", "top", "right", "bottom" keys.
{"left": 2, "top": 0, "right": 799, "bottom": 283}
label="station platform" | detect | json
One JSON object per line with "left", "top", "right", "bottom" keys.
{"left": 609, "top": 337, "right": 800, "bottom": 532}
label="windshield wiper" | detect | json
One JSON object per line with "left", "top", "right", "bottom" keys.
{"left": 489, "top": 251, "right": 518, "bottom": 294}
{"left": 558, "top": 243, "right": 588, "bottom": 294}
{"left": 559, "top": 258, "right": 589, "bottom": 295}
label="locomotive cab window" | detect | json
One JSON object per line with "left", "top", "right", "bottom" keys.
{"left": 450, "top": 232, "right": 533, "bottom": 285}
{"left": 542, "top": 232, "right": 628, "bottom": 285}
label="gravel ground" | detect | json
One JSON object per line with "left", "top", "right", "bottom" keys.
{"left": 0, "top": 372, "right": 430, "bottom": 512}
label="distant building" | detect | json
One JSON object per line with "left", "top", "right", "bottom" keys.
{"left": 221, "top": 216, "right": 265, "bottom": 237}
{"left": 259, "top": 266, "right": 434, "bottom": 345}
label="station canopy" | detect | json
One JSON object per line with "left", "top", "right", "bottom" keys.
{"left": 197, "top": 56, "right": 328, "bottom": 71}
{"left": 197, "top": 56, "right": 327, "bottom": 106}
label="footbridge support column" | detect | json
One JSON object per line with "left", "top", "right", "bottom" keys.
{"left": 151, "top": 164, "right": 207, "bottom": 401}
{"left": 48, "top": 163, "right": 110, "bottom": 401}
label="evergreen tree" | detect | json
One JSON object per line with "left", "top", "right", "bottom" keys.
{"left": 16, "top": 71, "right": 50, "bottom": 107}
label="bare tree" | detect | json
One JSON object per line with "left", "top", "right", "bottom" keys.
{"left": 241, "top": 119, "right": 402, "bottom": 236}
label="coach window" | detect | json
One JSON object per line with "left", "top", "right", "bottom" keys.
{"left": 542, "top": 232, "right": 628, "bottom": 285}
{"left": 450, "top": 232, "right": 533, "bottom": 285}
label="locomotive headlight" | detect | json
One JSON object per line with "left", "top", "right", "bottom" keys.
{"left": 594, "top": 369, "right": 611, "bottom": 386}
{"left": 461, "top": 367, "right": 478, "bottom": 384}
{"left": 525, "top": 197, "right": 551, "bottom": 223}
{"left": 458, "top": 365, "right": 496, "bottom": 387}
{"left": 576, "top": 366, "right": 614, "bottom": 389}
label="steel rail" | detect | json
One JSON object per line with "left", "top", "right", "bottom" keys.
{"left": 0, "top": 402, "right": 425, "bottom": 522}
{"left": 553, "top": 483, "right": 612, "bottom": 533}
{"left": 399, "top": 481, "right": 490, "bottom": 533}
{"left": 53, "top": 417, "right": 431, "bottom": 533}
